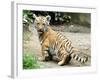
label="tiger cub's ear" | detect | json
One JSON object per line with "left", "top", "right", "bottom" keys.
{"left": 33, "top": 14, "right": 37, "bottom": 19}
{"left": 46, "top": 15, "right": 51, "bottom": 21}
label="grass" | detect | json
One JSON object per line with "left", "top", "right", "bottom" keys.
{"left": 23, "top": 53, "right": 40, "bottom": 69}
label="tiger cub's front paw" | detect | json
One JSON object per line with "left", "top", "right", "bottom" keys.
{"left": 58, "top": 61, "right": 65, "bottom": 66}
{"left": 38, "top": 57, "right": 45, "bottom": 61}
{"left": 38, "top": 56, "right": 51, "bottom": 61}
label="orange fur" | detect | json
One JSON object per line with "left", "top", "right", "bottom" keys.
{"left": 33, "top": 14, "right": 88, "bottom": 66}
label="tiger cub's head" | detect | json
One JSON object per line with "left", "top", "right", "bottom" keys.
{"left": 33, "top": 14, "right": 51, "bottom": 34}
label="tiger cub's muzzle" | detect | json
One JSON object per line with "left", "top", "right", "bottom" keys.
{"left": 37, "top": 29, "right": 44, "bottom": 33}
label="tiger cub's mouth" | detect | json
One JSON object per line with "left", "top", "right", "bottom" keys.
{"left": 38, "top": 29, "right": 44, "bottom": 34}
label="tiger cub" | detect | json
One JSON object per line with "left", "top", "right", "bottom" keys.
{"left": 33, "top": 14, "right": 88, "bottom": 66}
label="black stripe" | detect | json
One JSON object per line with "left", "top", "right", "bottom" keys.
{"left": 55, "top": 33, "right": 62, "bottom": 48}
{"left": 56, "top": 33, "right": 62, "bottom": 41}
{"left": 60, "top": 52, "right": 65, "bottom": 59}
{"left": 57, "top": 48, "right": 63, "bottom": 57}
{"left": 64, "top": 41, "right": 69, "bottom": 48}
{"left": 58, "top": 35, "right": 63, "bottom": 42}
{"left": 58, "top": 36, "right": 64, "bottom": 43}
{"left": 75, "top": 56, "right": 79, "bottom": 60}
{"left": 67, "top": 43, "right": 71, "bottom": 52}
{"left": 60, "top": 37, "right": 67, "bottom": 44}
{"left": 57, "top": 38, "right": 66, "bottom": 50}
{"left": 79, "top": 58, "right": 81, "bottom": 62}
{"left": 69, "top": 47, "right": 73, "bottom": 54}
{"left": 56, "top": 32, "right": 62, "bottom": 40}
{"left": 62, "top": 39, "right": 68, "bottom": 43}
{"left": 56, "top": 38, "right": 64, "bottom": 49}
{"left": 85, "top": 57, "right": 88, "bottom": 62}
{"left": 73, "top": 54, "right": 76, "bottom": 59}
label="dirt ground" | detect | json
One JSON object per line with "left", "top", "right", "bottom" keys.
{"left": 24, "top": 26, "right": 91, "bottom": 69}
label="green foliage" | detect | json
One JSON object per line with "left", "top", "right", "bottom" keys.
{"left": 23, "top": 10, "right": 33, "bottom": 23}
{"left": 23, "top": 53, "right": 40, "bottom": 69}
{"left": 23, "top": 10, "right": 33, "bottom": 32}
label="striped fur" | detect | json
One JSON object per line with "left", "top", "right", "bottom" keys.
{"left": 33, "top": 14, "right": 88, "bottom": 66}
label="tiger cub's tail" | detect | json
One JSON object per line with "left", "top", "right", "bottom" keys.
{"left": 69, "top": 48, "right": 88, "bottom": 64}
{"left": 71, "top": 53, "right": 88, "bottom": 63}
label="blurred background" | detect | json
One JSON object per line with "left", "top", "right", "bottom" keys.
{"left": 23, "top": 10, "right": 91, "bottom": 33}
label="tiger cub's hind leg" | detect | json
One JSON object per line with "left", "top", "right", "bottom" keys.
{"left": 57, "top": 49, "right": 70, "bottom": 66}
{"left": 58, "top": 54, "right": 69, "bottom": 66}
